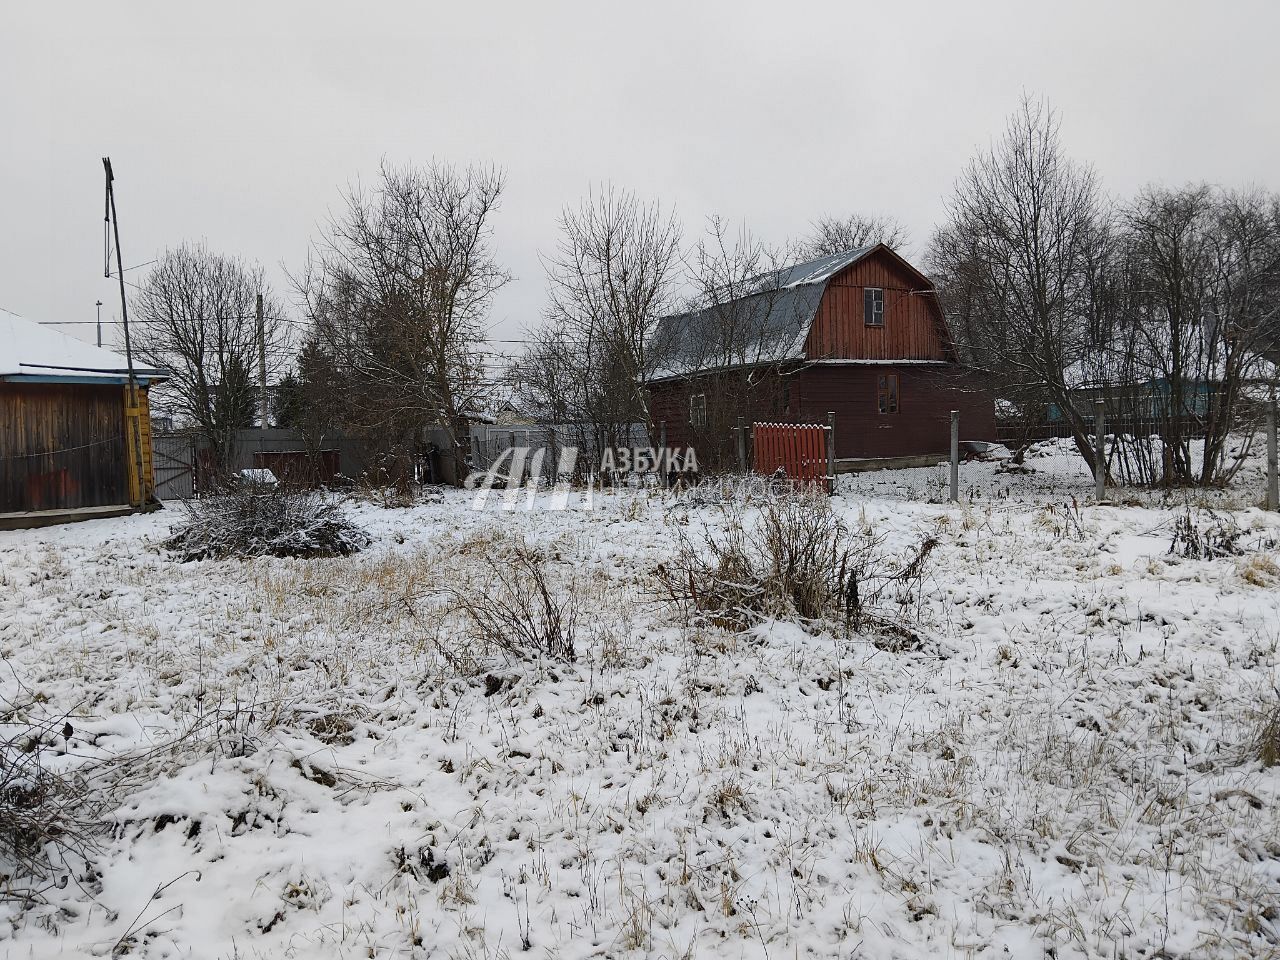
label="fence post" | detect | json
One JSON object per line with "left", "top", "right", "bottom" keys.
{"left": 1267, "top": 399, "right": 1278, "bottom": 511}
{"left": 949, "top": 410, "right": 959, "bottom": 503}
{"left": 826, "top": 411, "right": 836, "bottom": 495}
{"left": 1094, "top": 399, "right": 1107, "bottom": 503}
{"left": 658, "top": 420, "right": 668, "bottom": 487}
{"left": 736, "top": 416, "right": 747, "bottom": 473}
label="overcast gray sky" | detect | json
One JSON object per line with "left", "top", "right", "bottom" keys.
{"left": 3, "top": 1, "right": 1278, "bottom": 372}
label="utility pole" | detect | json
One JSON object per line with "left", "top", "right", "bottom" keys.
{"left": 95, "top": 300, "right": 103, "bottom": 348}
{"left": 104, "top": 158, "right": 148, "bottom": 508}
{"left": 257, "top": 292, "right": 267, "bottom": 430}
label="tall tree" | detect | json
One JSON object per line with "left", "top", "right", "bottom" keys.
{"left": 1197, "top": 187, "right": 1280, "bottom": 482}
{"left": 638, "top": 217, "right": 801, "bottom": 469}
{"left": 132, "top": 243, "right": 286, "bottom": 472}
{"left": 929, "top": 95, "right": 1111, "bottom": 472}
{"left": 302, "top": 161, "right": 508, "bottom": 487}
{"left": 539, "top": 186, "right": 683, "bottom": 446}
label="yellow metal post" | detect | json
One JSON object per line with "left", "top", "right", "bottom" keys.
{"left": 123, "top": 383, "right": 154, "bottom": 507}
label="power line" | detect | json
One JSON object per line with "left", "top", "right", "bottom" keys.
{"left": 38, "top": 320, "right": 534, "bottom": 340}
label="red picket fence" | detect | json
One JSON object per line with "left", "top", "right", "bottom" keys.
{"left": 752, "top": 421, "right": 832, "bottom": 489}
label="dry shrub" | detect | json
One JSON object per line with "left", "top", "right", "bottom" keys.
{"left": 1168, "top": 508, "right": 1244, "bottom": 559}
{"left": 1254, "top": 696, "right": 1280, "bottom": 768}
{"left": 0, "top": 707, "right": 105, "bottom": 902}
{"left": 165, "top": 485, "right": 369, "bottom": 561}
{"left": 657, "top": 490, "right": 936, "bottom": 634}
{"left": 450, "top": 539, "right": 577, "bottom": 661}
{"left": 1237, "top": 554, "right": 1280, "bottom": 587}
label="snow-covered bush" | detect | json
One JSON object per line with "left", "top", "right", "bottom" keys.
{"left": 658, "top": 491, "right": 852, "bottom": 629}
{"left": 164, "top": 486, "right": 369, "bottom": 561}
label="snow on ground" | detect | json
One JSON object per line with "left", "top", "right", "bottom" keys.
{"left": 1, "top": 450, "right": 1279, "bottom": 959}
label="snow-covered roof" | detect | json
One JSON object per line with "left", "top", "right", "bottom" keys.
{"left": 648, "top": 248, "right": 878, "bottom": 382}
{"left": 647, "top": 244, "right": 944, "bottom": 382}
{"left": 0, "top": 308, "right": 166, "bottom": 384}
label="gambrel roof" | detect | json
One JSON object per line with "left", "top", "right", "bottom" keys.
{"left": 648, "top": 244, "right": 940, "bottom": 381}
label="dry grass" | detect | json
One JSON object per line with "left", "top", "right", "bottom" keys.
{"left": 0, "top": 705, "right": 104, "bottom": 901}
{"left": 657, "top": 489, "right": 937, "bottom": 641}
{"left": 449, "top": 538, "right": 578, "bottom": 662}
{"left": 1253, "top": 695, "right": 1280, "bottom": 768}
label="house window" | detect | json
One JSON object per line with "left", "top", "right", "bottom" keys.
{"left": 864, "top": 287, "right": 885, "bottom": 327}
{"left": 690, "top": 393, "right": 707, "bottom": 427}
{"left": 877, "top": 374, "right": 899, "bottom": 414}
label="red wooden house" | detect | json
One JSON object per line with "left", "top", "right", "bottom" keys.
{"left": 646, "top": 244, "right": 995, "bottom": 469}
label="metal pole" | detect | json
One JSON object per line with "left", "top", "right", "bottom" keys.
{"left": 1094, "top": 399, "right": 1106, "bottom": 503}
{"left": 736, "top": 416, "right": 747, "bottom": 473}
{"left": 1266, "top": 399, "right": 1278, "bottom": 511}
{"left": 659, "top": 420, "right": 668, "bottom": 487}
{"left": 949, "top": 409, "right": 959, "bottom": 503}
{"left": 826, "top": 411, "right": 836, "bottom": 495}
{"left": 104, "top": 158, "right": 147, "bottom": 508}
{"left": 257, "top": 293, "right": 268, "bottom": 430}
{"left": 95, "top": 300, "right": 103, "bottom": 348}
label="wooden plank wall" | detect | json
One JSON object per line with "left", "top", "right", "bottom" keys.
{"left": 0, "top": 383, "right": 129, "bottom": 512}
{"left": 805, "top": 252, "right": 950, "bottom": 361}
{"left": 796, "top": 366, "right": 996, "bottom": 459}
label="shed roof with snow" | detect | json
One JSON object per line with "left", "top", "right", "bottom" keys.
{"left": 0, "top": 309, "right": 166, "bottom": 385}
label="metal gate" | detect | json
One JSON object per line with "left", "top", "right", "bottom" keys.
{"left": 153, "top": 435, "right": 196, "bottom": 500}
{"left": 752, "top": 421, "right": 833, "bottom": 490}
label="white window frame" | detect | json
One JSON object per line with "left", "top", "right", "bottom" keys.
{"left": 864, "top": 287, "right": 885, "bottom": 327}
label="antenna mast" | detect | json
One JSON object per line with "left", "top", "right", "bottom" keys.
{"left": 103, "top": 157, "right": 149, "bottom": 507}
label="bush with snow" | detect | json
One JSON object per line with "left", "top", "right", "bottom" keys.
{"left": 164, "top": 486, "right": 369, "bottom": 561}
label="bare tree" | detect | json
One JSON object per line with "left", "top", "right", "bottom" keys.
{"left": 507, "top": 322, "right": 637, "bottom": 471}
{"left": 132, "top": 243, "right": 287, "bottom": 472}
{"left": 540, "top": 186, "right": 683, "bottom": 445}
{"left": 654, "top": 217, "right": 802, "bottom": 467}
{"left": 1198, "top": 187, "right": 1280, "bottom": 482}
{"left": 301, "top": 161, "right": 508, "bottom": 487}
{"left": 1080, "top": 185, "right": 1280, "bottom": 487}
{"left": 798, "top": 213, "right": 910, "bottom": 259}
{"left": 929, "top": 95, "right": 1111, "bottom": 473}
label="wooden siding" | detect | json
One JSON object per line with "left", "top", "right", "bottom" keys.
{"left": 804, "top": 251, "right": 950, "bottom": 362}
{"left": 0, "top": 383, "right": 129, "bottom": 512}
{"left": 648, "top": 369, "right": 791, "bottom": 470}
{"left": 795, "top": 365, "right": 996, "bottom": 459}
{"left": 649, "top": 364, "right": 995, "bottom": 466}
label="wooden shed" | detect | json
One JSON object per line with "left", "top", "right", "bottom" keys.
{"left": 0, "top": 310, "right": 166, "bottom": 526}
{"left": 647, "top": 244, "right": 995, "bottom": 470}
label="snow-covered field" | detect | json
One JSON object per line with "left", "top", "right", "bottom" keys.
{"left": 2, "top": 447, "right": 1279, "bottom": 959}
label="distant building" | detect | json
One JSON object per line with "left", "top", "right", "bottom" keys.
{"left": 646, "top": 244, "right": 995, "bottom": 468}
{"left": 0, "top": 310, "right": 167, "bottom": 523}
{"left": 1047, "top": 377, "right": 1219, "bottom": 423}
